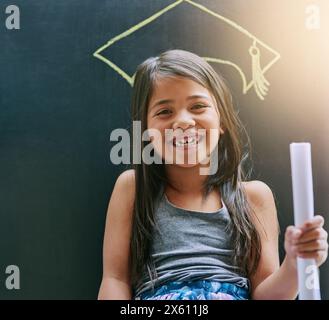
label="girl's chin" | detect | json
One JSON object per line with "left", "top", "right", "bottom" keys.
{"left": 169, "top": 162, "right": 200, "bottom": 168}
{"left": 162, "top": 155, "right": 210, "bottom": 167}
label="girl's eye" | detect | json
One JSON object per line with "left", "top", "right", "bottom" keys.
{"left": 156, "top": 109, "right": 171, "bottom": 116}
{"left": 192, "top": 104, "right": 208, "bottom": 110}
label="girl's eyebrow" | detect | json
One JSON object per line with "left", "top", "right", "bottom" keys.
{"left": 150, "top": 94, "right": 211, "bottom": 111}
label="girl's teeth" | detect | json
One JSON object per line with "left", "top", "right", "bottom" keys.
{"left": 175, "top": 137, "right": 197, "bottom": 146}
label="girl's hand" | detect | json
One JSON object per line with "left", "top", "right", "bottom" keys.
{"left": 284, "top": 215, "right": 328, "bottom": 267}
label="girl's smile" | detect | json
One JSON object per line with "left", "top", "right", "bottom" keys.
{"left": 171, "top": 132, "right": 202, "bottom": 148}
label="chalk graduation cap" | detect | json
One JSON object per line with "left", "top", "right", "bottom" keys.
{"left": 93, "top": 0, "right": 280, "bottom": 100}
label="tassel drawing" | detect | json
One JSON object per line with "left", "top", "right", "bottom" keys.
{"left": 249, "top": 41, "right": 270, "bottom": 100}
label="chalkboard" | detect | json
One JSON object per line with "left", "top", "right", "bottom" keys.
{"left": 0, "top": 0, "right": 328, "bottom": 299}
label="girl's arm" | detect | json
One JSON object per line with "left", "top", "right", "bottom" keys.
{"left": 98, "top": 169, "right": 135, "bottom": 300}
{"left": 246, "top": 181, "right": 328, "bottom": 300}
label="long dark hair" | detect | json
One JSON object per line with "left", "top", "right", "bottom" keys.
{"left": 129, "top": 49, "right": 261, "bottom": 291}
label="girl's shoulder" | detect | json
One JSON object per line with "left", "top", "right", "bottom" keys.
{"left": 112, "top": 169, "right": 136, "bottom": 213}
{"left": 116, "top": 169, "right": 135, "bottom": 186}
{"left": 242, "top": 180, "right": 276, "bottom": 210}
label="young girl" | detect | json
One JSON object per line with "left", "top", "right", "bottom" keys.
{"left": 98, "top": 49, "right": 328, "bottom": 300}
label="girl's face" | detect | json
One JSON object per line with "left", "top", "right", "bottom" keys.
{"left": 147, "top": 76, "right": 224, "bottom": 168}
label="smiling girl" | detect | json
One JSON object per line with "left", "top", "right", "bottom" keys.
{"left": 98, "top": 49, "right": 328, "bottom": 300}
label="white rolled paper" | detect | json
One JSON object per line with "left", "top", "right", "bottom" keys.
{"left": 290, "top": 143, "right": 321, "bottom": 300}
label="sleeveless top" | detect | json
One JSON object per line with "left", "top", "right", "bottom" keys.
{"left": 132, "top": 189, "right": 250, "bottom": 298}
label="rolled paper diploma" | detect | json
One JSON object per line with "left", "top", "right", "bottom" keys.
{"left": 290, "top": 143, "right": 321, "bottom": 300}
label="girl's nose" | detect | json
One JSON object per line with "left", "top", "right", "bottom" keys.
{"left": 172, "top": 111, "right": 196, "bottom": 130}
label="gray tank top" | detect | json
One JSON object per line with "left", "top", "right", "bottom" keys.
{"left": 133, "top": 190, "right": 250, "bottom": 298}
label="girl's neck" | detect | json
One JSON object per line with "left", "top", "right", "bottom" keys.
{"left": 164, "top": 164, "right": 222, "bottom": 212}
{"left": 165, "top": 164, "right": 208, "bottom": 195}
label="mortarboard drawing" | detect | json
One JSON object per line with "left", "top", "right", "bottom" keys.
{"left": 93, "top": 0, "right": 281, "bottom": 100}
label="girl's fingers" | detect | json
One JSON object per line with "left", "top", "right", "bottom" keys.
{"left": 296, "top": 239, "right": 328, "bottom": 252}
{"left": 301, "top": 215, "right": 324, "bottom": 231}
{"left": 286, "top": 216, "right": 328, "bottom": 266}
{"left": 297, "top": 228, "right": 328, "bottom": 244}
{"left": 285, "top": 226, "right": 302, "bottom": 242}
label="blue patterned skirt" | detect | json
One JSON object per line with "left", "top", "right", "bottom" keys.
{"left": 135, "top": 280, "right": 249, "bottom": 300}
